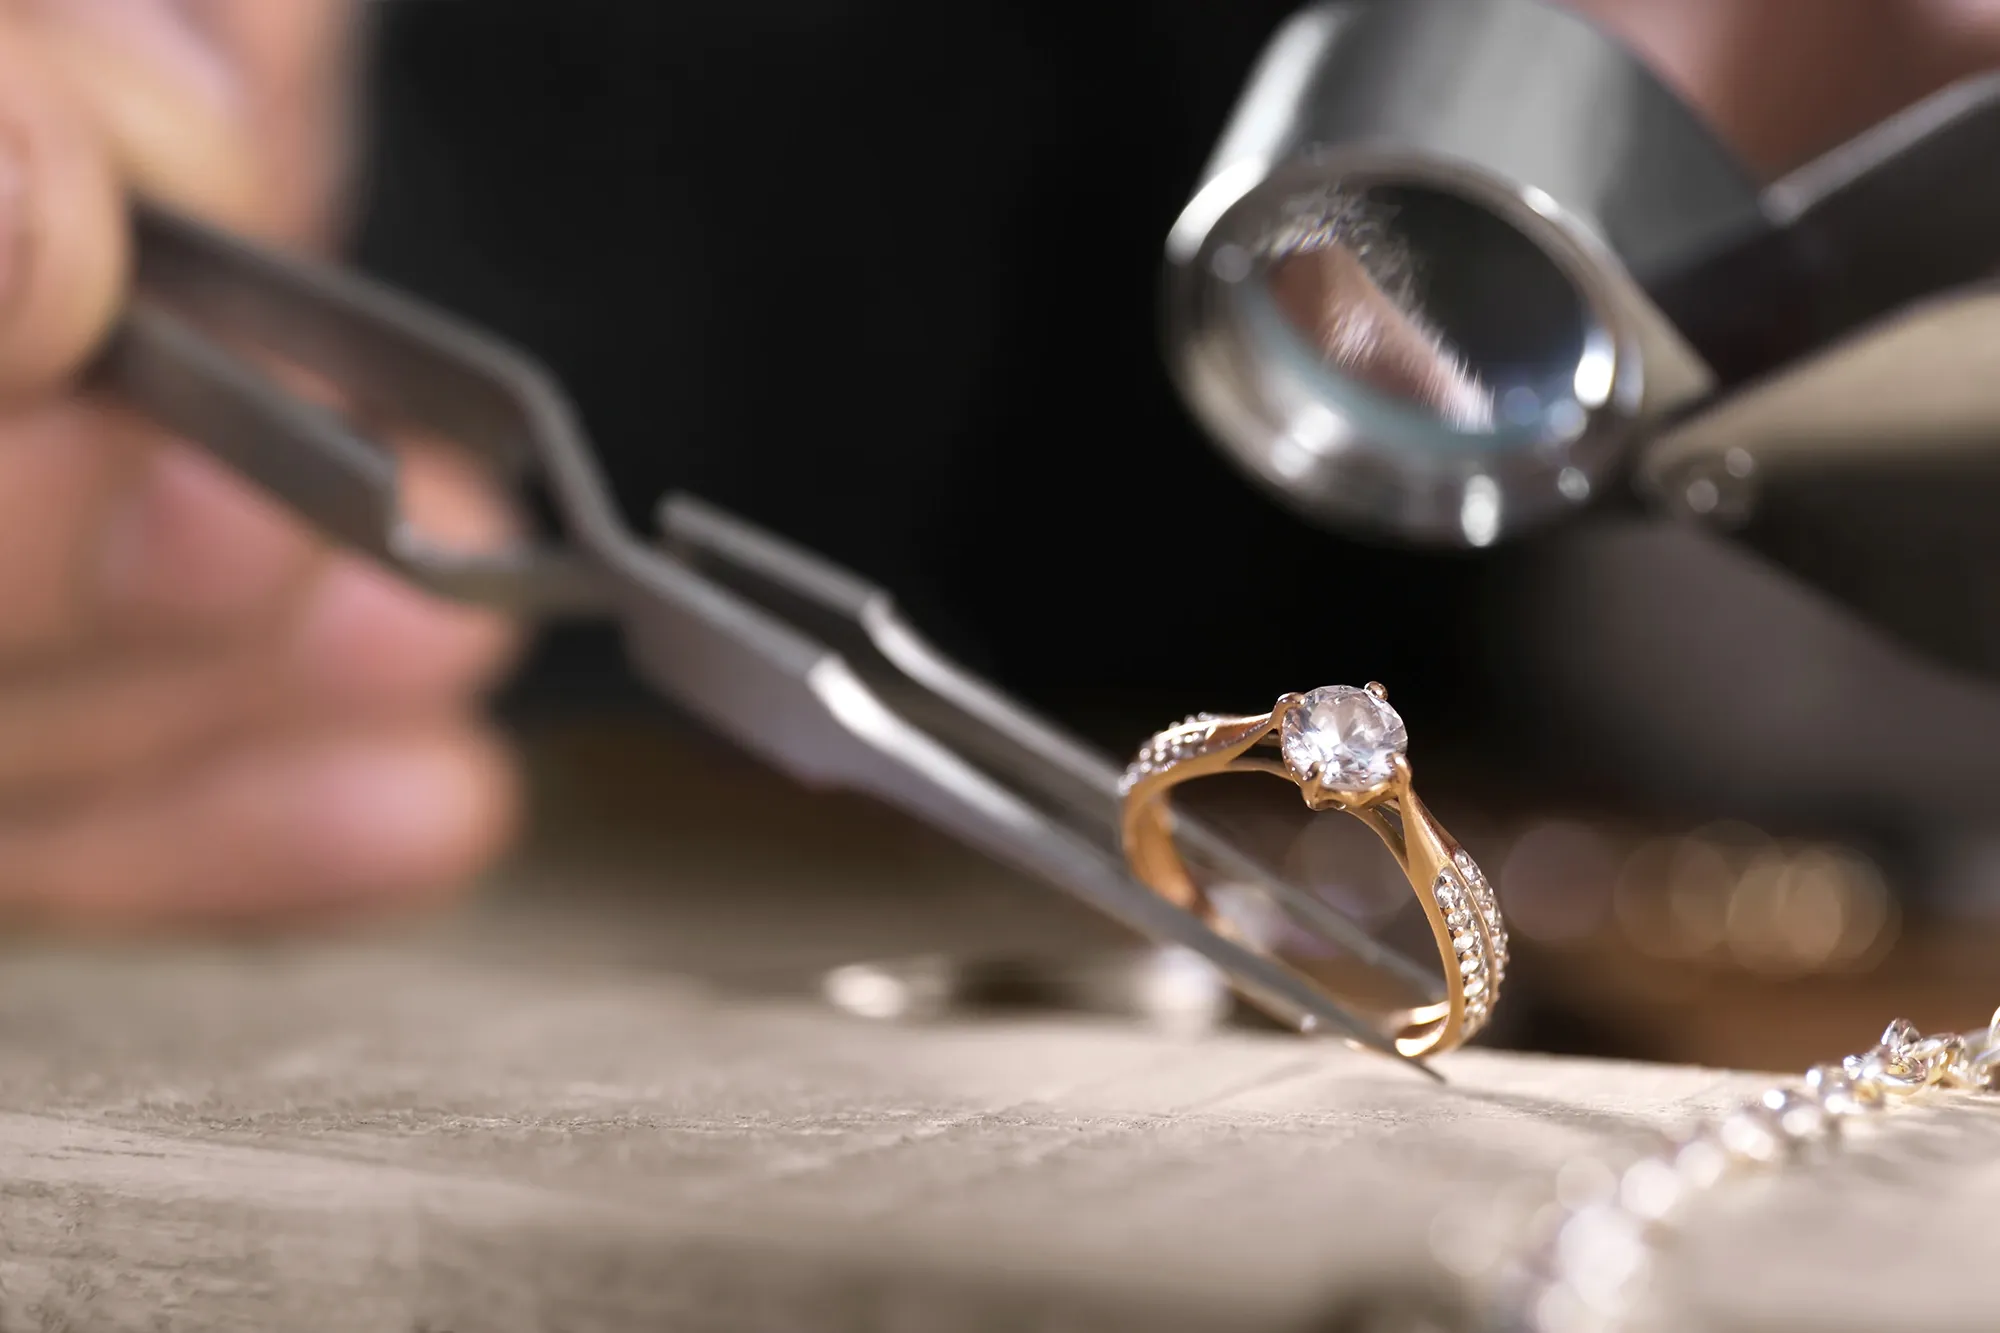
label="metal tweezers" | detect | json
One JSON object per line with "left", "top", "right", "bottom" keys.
{"left": 92, "top": 204, "right": 1443, "bottom": 1078}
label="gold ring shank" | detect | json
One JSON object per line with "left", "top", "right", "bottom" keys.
{"left": 1117, "top": 696, "right": 1505, "bottom": 1058}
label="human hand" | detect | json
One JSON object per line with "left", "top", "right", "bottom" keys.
{"left": 0, "top": 0, "right": 519, "bottom": 929}
{"left": 1565, "top": 0, "right": 2000, "bottom": 175}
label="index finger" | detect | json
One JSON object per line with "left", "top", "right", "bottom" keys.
{"left": 1564, "top": 0, "right": 2000, "bottom": 174}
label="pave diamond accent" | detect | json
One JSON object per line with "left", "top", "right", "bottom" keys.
{"left": 1453, "top": 848, "right": 1508, "bottom": 983}
{"left": 1278, "top": 686, "right": 1407, "bottom": 790}
{"left": 1118, "top": 713, "right": 1261, "bottom": 795}
{"left": 1435, "top": 861, "right": 1498, "bottom": 1038}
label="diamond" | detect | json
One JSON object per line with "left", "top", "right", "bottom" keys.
{"left": 1761, "top": 1088, "right": 1831, "bottom": 1143}
{"left": 1447, "top": 847, "right": 1509, "bottom": 973}
{"left": 1278, "top": 686, "right": 1408, "bottom": 790}
{"left": 1717, "top": 1107, "right": 1784, "bottom": 1163}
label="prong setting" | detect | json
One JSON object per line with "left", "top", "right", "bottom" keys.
{"left": 1278, "top": 684, "right": 1408, "bottom": 794}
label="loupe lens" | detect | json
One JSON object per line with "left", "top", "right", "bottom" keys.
{"left": 1247, "top": 182, "right": 1601, "bottom": 447}
{"left": 1166, "top": 158, "right": 1636, "bottom": 544}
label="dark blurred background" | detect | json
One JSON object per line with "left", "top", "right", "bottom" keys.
{"left": 345, "top": 0, "right": 2000, "bottom": 1070}
{"left": 351, "top": 0, "right": 1475, "bottom": 728}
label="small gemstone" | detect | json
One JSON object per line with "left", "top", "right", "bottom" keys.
{"left": 1881, "top": 1018, "right": 1921, "bottom": 1051}
{"left": 1446, "top": 910, "right": 1472, "bottom": 931}
{"left": 1717, "top": 1106, "right": 1784, "bottom": 1163}
{"left": 1452, "top": 932, "right": 1478, "bottom": 954}
{"left": 1618, "top": 1156, "right": 1684, "bottom": 1221}
{"left": 1278, "top": 685, "right": 1408, "bottom": 789}
{"left": 1459, "top": 956, "right": 1482, "bottom": 976}
{"left": 1672, "top": 1130, "right": 1731, "bottom": 1189}
{"left": 1553, "top": 1205, "right": 1646, "bottom": 1299}
{"left": 1464, "top": 976, "right": 1486, "bottom": 997}
{"left": 1761, "top": 1087, "right": 1831, "bottom": 1142}
{"left": 1805, "top": 1063, "right": 1876, "bottom": 1116}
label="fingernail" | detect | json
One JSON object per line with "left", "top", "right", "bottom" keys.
{"left": 283, "top": 743, "right": 498, "bottom": 902}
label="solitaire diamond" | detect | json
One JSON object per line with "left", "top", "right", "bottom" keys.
{"left": 1279, "top": 685, "right": 1407, "bottom": 790}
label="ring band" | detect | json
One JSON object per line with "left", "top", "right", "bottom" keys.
{"left": 1118, "top": 682, "right": 1506, "bottom": 1058}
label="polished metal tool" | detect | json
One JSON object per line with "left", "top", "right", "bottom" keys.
{"left": 91, "top": 203, "right": 1444, "bottom": 1076}
{"left": 1169, "top": 0, "right": 2000, "bottom": 675}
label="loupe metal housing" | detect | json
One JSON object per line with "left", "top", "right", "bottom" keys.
{"left": 1167, "top": 0, "right": 2000, "bottom": 676}
{"left": 1166, "top": 0, "right": 1736, "bottom": 545}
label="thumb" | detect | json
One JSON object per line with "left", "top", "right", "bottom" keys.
{"left": 9, "top": 0, "right": 269, "bottom": 233}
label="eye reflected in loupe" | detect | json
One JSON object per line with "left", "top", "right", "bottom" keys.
{"left": 1262, "top": 184, "right": 1598, "bottom": 441}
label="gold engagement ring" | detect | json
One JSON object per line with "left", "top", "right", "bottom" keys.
{"left": 1119, "top": 682, "right": 1505, "bottom": 1058}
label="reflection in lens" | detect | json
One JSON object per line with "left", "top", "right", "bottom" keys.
{"left": 1260, "top": 183, "right": 1593, "bottom": 439}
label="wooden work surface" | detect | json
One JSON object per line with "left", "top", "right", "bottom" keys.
{"left": 1, "top": 726, "right": 1996, "bottom": 1332}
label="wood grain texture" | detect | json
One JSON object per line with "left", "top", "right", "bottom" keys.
{"left": 0, "top": 727, "right": 1990, "bottom": 1332}
{"left": 0, "top": 916, "right": 1757, "bottom": 1333}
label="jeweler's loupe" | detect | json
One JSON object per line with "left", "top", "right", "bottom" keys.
{"left": 1163, "top": 0, "right": 1743, "bottom": 547}
{"left": 1165, "top": 0, "right": 2000, "bottom": 680}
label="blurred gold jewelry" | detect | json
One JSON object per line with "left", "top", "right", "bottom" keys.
{"left": 1118, "top": 682, "right": 1505, "bottom": 1058}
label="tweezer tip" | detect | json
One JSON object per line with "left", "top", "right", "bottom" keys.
{"left": 1302, "top": 1012, "right": 1447, "bottom": 1081}
{"left": 1365, "top": 1042, "right": 1445, "bottom": 1083}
